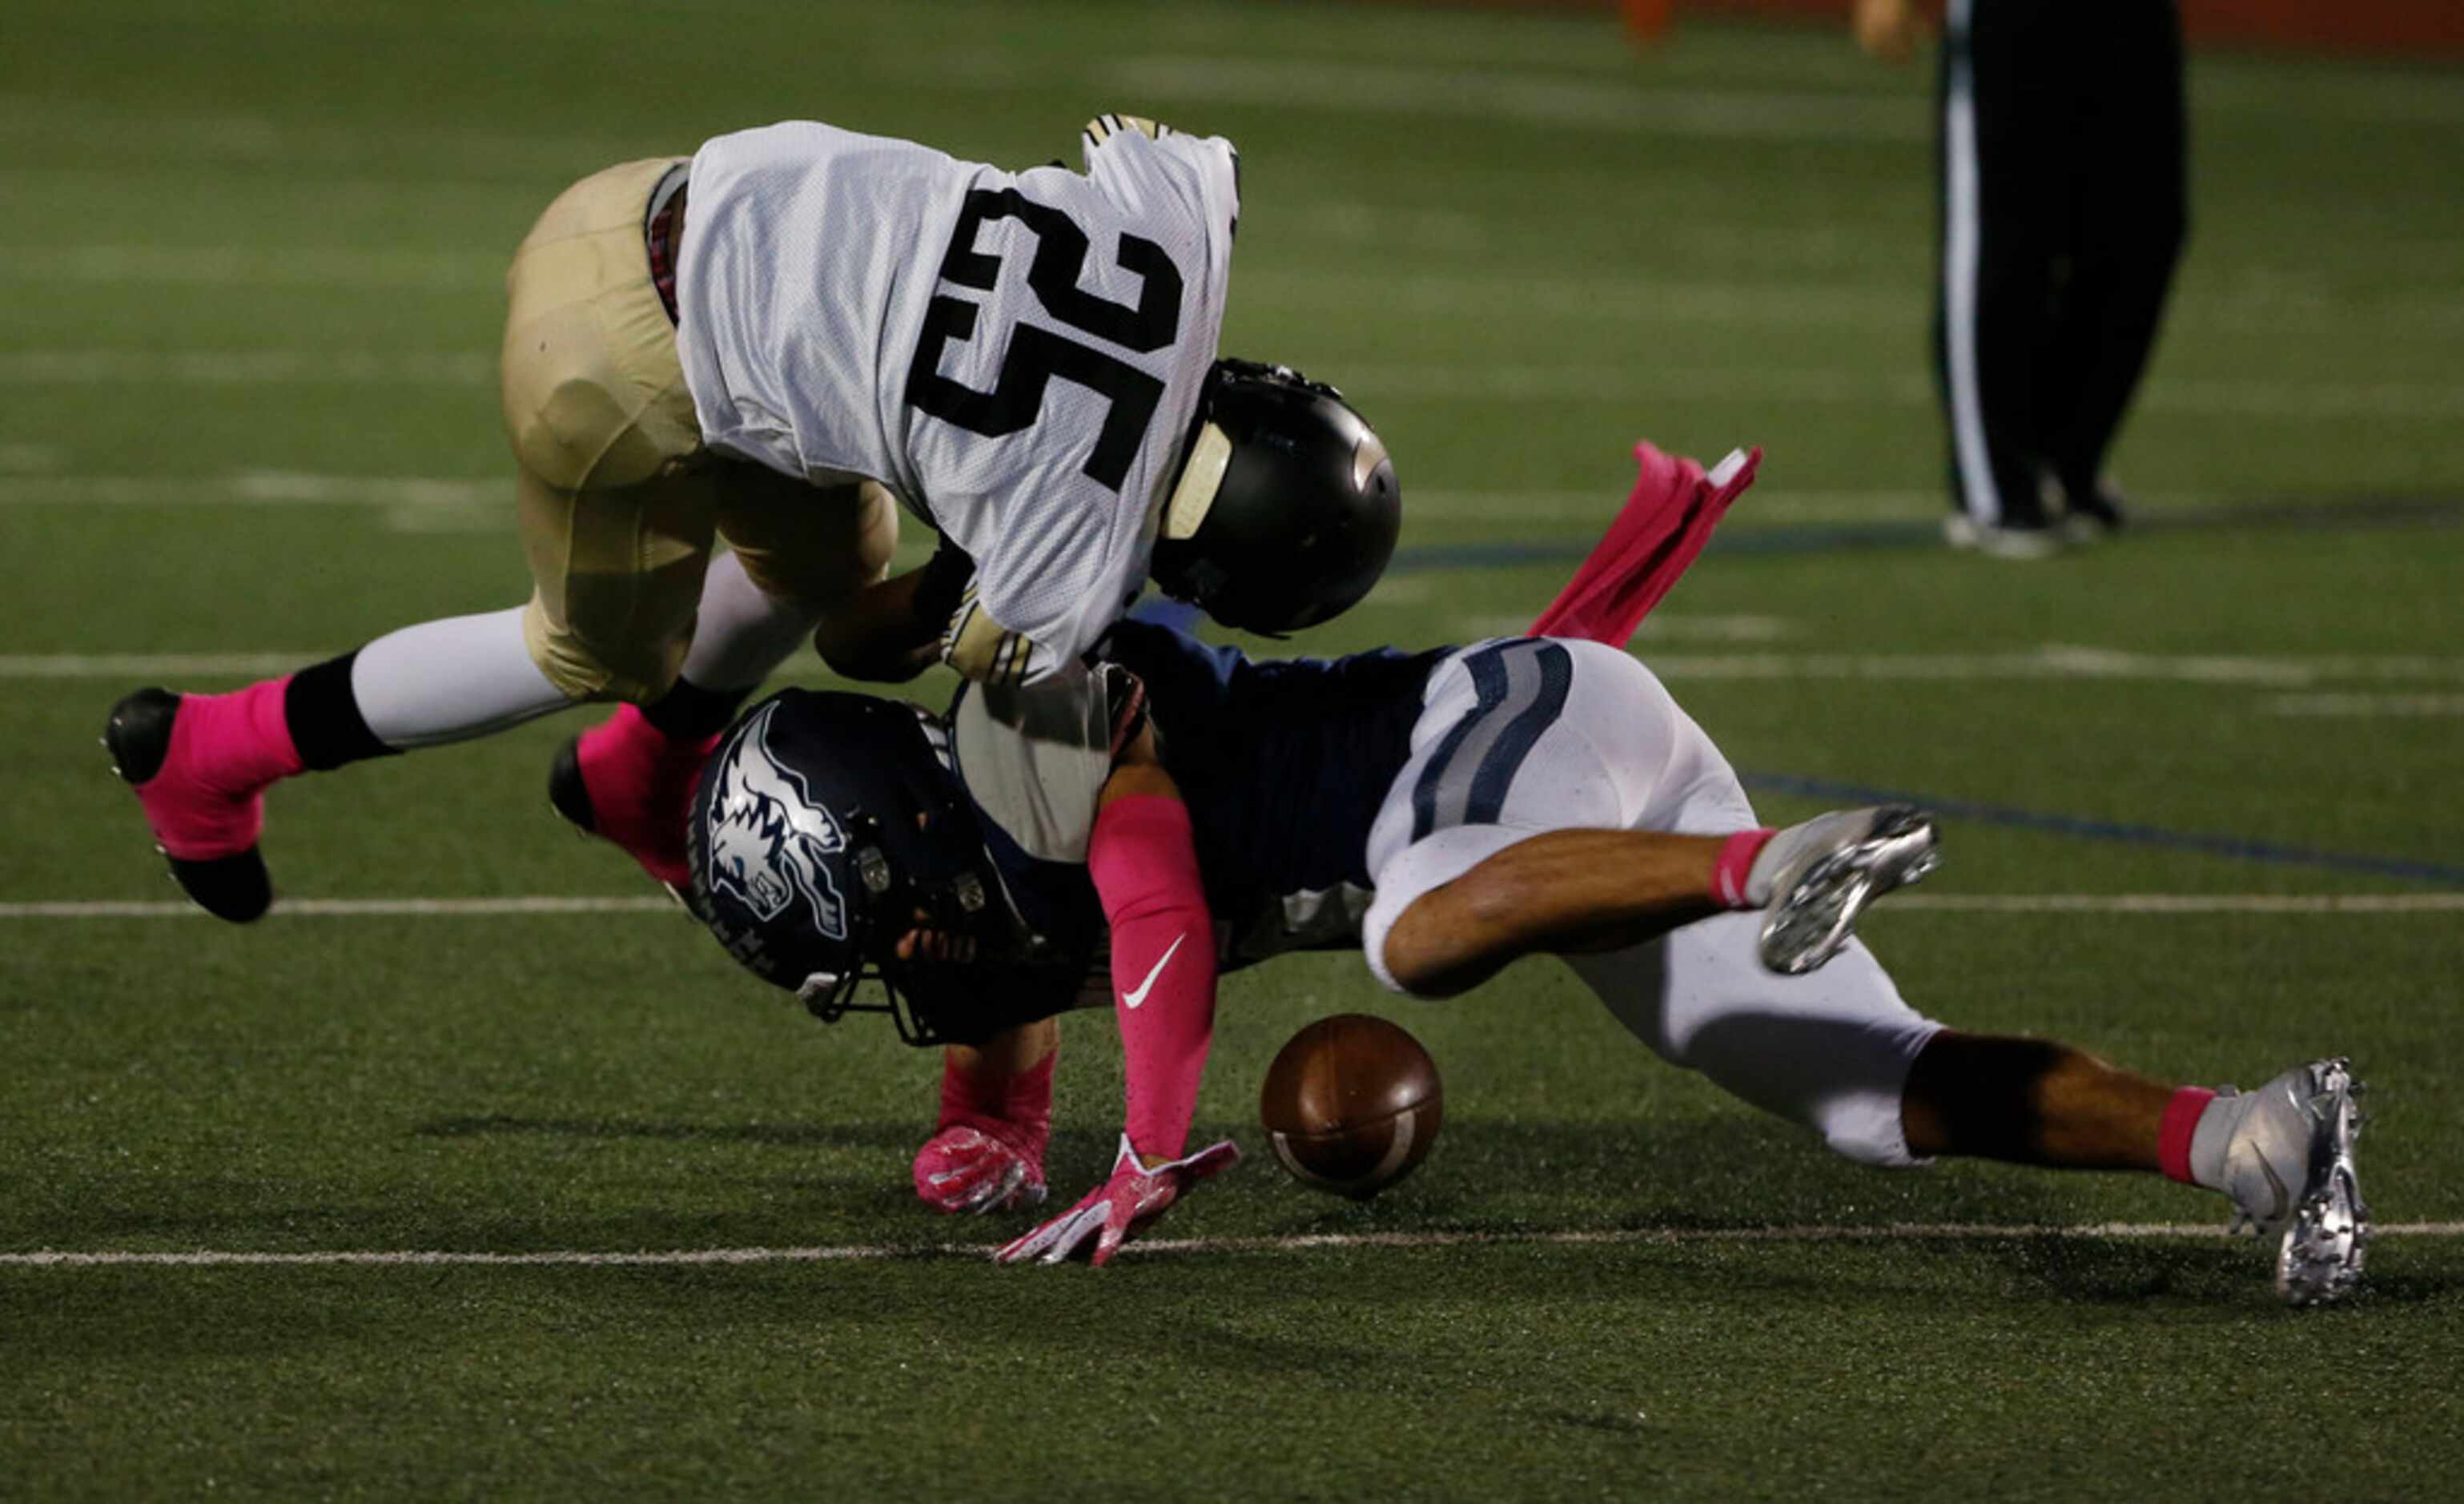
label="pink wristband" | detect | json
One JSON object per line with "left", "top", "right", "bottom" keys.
{"left": 1712, "top": 827, "right": 1777, "bottom": 907}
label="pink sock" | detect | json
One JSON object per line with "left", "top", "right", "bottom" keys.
{"left": 143, "top": 679, "right": 305, "bottom": 859}
{"left": 575, "top": 704, "right": 717, "bottom": 887}
{"left": 1088, "top": 794, "right": 1217, "bottom": 1161}
{"left": 2158, "top": 1087, "right": 2217, "bottom": 1184}
{"left": 1712, "top": 828, "right": 1777, "bottom": 907}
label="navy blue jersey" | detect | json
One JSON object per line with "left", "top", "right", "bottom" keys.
{"left": 1108, "top": 621, "right": 1444, "bottom": 956}
{"left": 945, "top": 621, "right": 1447, "bottom": 975}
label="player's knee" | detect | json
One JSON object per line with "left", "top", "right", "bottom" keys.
{"left": 1375, "top": 901, "right": 1455, "bottom": 1000}
{"left": 521, "top": 597, "right": 687, "bottom": 705}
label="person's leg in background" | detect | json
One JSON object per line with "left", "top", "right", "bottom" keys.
{"left": 1936, "top": 0, "right": 2067, "bottom": 557}
{"left": 2038, "top": 0, "right": 2189, "bottom": 537}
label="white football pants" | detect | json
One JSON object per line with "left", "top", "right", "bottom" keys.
{"left": 1359, "top": 637, "right": 1943, "bottom": 1168}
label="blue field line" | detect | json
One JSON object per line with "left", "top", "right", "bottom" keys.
{"left": 1739, "top": 770, "right": 2464, "bottom": 886}
{"left": 1389, "top": 494, "right": 2464, "bottom": 573}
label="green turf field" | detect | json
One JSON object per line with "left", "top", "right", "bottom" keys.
{"left": 6, "top": 1, "right": 2462, "bottom": 1497}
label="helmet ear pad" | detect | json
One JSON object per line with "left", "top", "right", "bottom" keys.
{"left": 1152, "top": 360, "right": 1401, "bottom": 636}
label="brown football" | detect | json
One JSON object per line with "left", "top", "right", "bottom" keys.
{"left": 1259, "top": 1013, "right": 1444, "bottom": 1200}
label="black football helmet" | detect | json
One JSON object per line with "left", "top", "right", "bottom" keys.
{"left": 1150, "top": 359, "right": 1401, "bottom": 635}
{"left": 686, "top": 689, "right": 1009, "bottom": 1046}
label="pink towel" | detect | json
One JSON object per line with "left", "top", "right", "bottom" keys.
{"left": 1527, "top": 442, "right": 1760, "bottom": 645}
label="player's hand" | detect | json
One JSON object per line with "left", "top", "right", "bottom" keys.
{"left": 913, "top": 1121, "right": 1047, "bottom": 1216}
{"left": 939, "top": 581, "right": 1038, "bottom": 688}
{"left": 995, "top": 1134, "right": 1240, "bottom": 1266}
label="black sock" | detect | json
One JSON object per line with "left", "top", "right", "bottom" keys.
{"left": 641, "top": 676, "right": 754, "bottom": 743}
{"left": 284, "top": 651, "right": 398, "bottom": 771}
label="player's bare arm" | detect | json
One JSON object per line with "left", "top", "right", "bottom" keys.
{"left": 811, "top": 541, "right": 975, "bottom": 684}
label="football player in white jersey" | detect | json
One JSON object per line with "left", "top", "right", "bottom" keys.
{"left": 106, "top": 115, "right": 1400, "bottom": 923}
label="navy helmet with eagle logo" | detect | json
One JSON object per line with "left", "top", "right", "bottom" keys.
{"left": 686, "top": 689, "right": 1009, "bottom": 1046}
{"left": 1151, "top": 359, "right": 1401, "bottom": 637}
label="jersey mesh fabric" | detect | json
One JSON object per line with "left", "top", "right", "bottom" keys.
{"left": 676, "top": 120, "right": 1239, "bottom": 682}
{"left": 948, "top": 622, "right": 1442, "bottom": 975}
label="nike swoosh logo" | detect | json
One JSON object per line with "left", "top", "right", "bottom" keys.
{"left": 1121, "top": 934, "right": 1185, "bottom": 1010}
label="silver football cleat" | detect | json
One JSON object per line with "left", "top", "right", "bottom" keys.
{"left": 2220, "top": 1057, "right": 2371, "bottom": 1307}
{"left": 1755, "top": 805, "right": 1940, "bottom": 975}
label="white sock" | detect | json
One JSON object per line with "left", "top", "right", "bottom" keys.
{"left": 678, "top": 550, "right": 820, "bottom": 692}
{"left": 351, "top": 608, "right": 573, "bottom": 749}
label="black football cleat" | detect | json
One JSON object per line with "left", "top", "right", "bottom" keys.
{"left": 104, "top": 688, "right": 275, "bottom": 923}
{"left": 546, "top": 733, "right": 597, "bottom": 835}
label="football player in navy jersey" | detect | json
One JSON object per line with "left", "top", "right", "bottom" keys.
{"left": 681, "top": 443, "right": 2369, "bottom": 1305}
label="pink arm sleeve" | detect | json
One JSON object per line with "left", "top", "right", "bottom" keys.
{"left": 1087, "top": 793, "right": 1218, "bottom": 1160}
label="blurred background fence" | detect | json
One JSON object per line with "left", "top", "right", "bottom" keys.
{"left": 1462, "top": 0, "right": 2464, "bottom": 56}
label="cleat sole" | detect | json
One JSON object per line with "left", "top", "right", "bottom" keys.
{"left": 1758, "top": 806, "right": 1939, "bottom": 975}
{"left": 2273, "top": 1058, "right": 2370, "bottom": 1307}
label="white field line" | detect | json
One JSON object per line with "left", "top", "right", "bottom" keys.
{"left": 2269, "top": 693, "right": 2464, "bottom": 718}
{"left": 1888, "top": 895, "right": 2464, "bottom": 914}
{"left": 1635, "top": 649, "right": 2464, "bottom": 687}
{"left": 0, "top": 897, "right": 677, "bottom": 919}
{"left": 1108, "top": 56, "right": 1928, "bottom": 142}
{"left": 0, "top": 472, "right": 496, "bottom": 508}
{"left": 11, "top": 649, "right": 2464, "bottom": 686}
{"left": 3, "top": 895, "right": 2459, "bottom": 921}
{"left": 0, "top": 653, "right": 337, "bottom": 679}
{"left": 1346, "top": 364, "right": 2464, "bottom": 420}
{"left": 11, "top": 247, "right": 2449, "bottom": 335}
{"left": 2, "top": 244, "right": 503, "bottom": 292}
{"left": 8, "top": 1221, "right": 2463, "bottom": 1269}
{"left": 10, "top": 352, "right": 2462, "bottom": 417}
{"left": 0, "top": 351, "right": 490, "bottom": 385}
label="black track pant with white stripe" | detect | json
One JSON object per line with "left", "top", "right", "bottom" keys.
{"left": 1935, "top": 0, "right": 2187, "bottom": 528}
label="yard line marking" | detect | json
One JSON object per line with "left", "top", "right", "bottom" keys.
{"left": 2, "top": 244, "right": 501, "bottom": 292}
{"left": 10, "top": 247, "right": 2446, "bottom": 334}
{"left": 1744, "top": 770, "right": 2464, "bottom": 887}
{"left": 0, "top": 472, "right": 496, "bottom": 507}
{"left": 0, "top": 897, "right": 677, "bottom": 919}
{"left": 14, "top": 648, "right": 2462, "bottom": 686}
{"left": 6, "top": 1221, "right": 2461, "bottom": 1268}
{"left": 2268, "top": 693, "right": 2464, "bottom": 718}
{"left": 1635, "top": 649, "right": 2464, "bottom": 686}
{"left": 0, "top": 653, "right": 334, "bottom": 678}
{"left": 1888, "top": 894, "right": 2464, "bottom": 914}
{"left": 0, "top": 350, "right": 489, "bottom": 385}
{"left": 1107, "top": 56, "right": 1928, "bottom": 142}
{"left": 13, "top": 352, "right": 2462, "bottom": 418}
{"left": 1346, "top": 364, "right": 2464, "bottom": 420}
{"left": 3, "top": 895, "right": 2458, "bottom": 921}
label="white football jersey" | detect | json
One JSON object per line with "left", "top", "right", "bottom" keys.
{"left": 674, "top": 116, "right": 1240, "bottom": 683}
